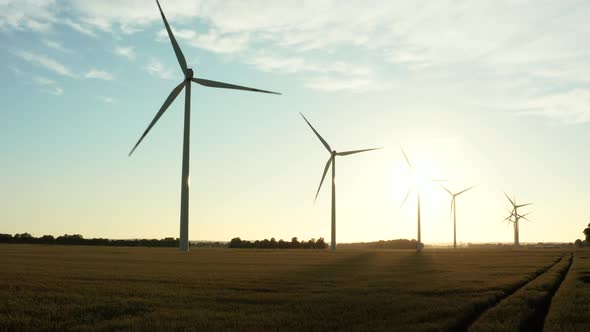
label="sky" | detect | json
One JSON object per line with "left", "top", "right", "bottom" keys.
{"left": 1, "top": 0, "right": 589, "bottom": 244}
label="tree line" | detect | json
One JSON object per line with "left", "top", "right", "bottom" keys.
{"left": 0, "top": 233, "right": 186, "bottom": 247}
{"left": 228, "top": 237, "right": 328, "bottom": 249}
{"left": 337, "top": 239, "right": 418, "bottom": 249}
{"left": 574, "top": 223, "right": 590, "bottom": 247}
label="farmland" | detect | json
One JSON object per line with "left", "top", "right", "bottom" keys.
{"left": 0, "top": 245, "right": 587, "bottom": 331}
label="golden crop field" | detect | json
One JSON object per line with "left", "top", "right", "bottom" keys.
{"left": 0, "top": 245, "right": 588, "bottom": 331}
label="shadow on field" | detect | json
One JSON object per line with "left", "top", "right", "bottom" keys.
{"left": 296, "top": 251, "right": 379, "bottom": 282}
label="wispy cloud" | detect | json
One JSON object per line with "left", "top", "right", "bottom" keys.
{"left": 85, "top": 69, "right": 115, "bottom": 80}
{"left": 0, "top": 0, "right": 56, "bottom": 32}
{"left": 42, "top": 39, "right": 71, "bottom": 53}
{"left": 114, "top": 46, "right": 136, "bottom": 60}
{"left": 157, "top": 29, "right": 249, "bottom": 54}
{"left": 5, "top": 1, "right": 589, "bottom": 122}
{"left": 144, "top": 58, "right": 176, "bottom": 80}
{"left": 517, "top": 90, "right": 590, "bottom": 124}
{"left": 32, "top": 75, "right": 64, "bottom": 96}
{"left": 33, "top": 76, "right": 56, "bottom": 85}
{"left": 25, "top": 19, "right": 51, "bottom": 32}
{"left": 48, "top": 86, "right": 64, "bottom": 95}
{"left": 15, "top": 50, "right": 76, "bottom": 78}
{"left": 98, "top": 96, "right": 116, "bottom": 104}
{"left": 65, "top": 19, "right": 97, "bottom": 37}
{"left": 305, "top": 76, "right": 386, "bottom": 93}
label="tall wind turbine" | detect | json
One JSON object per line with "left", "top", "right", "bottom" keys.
{"left": 440, "top": 184, "right": 476, "bottom": 249}
{"left": 503, "top": 193, "right": 532, "bottom": 247}
{"left": 129, "top": 0, "right": 280, "bottom": 252}
{"left": 400, "top": 148, "right": 444, "bottom": 252}
{"left": 301, "top": 113, "right": 380, "bottom": 251}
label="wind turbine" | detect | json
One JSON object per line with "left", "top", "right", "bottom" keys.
{"left": 503, "top": 193, "right": 532, "bottom": 247}
{"left": 300, "top": 113, "right": 380, "bottom": 251}
{"left": 440, "top": 184, "right": 476, "bottom": 249}
{"left": 400, "top": 148, "right": 444, "bottom": 252}
{"left": 128, "top": 0, "right": 280, "bottom": 252}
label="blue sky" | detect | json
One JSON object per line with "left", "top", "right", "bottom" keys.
{"left": 1, "top": 0, "right": 589, "bottom": 244}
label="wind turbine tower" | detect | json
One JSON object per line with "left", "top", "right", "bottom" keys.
{"left": 503, "top": 193, "right": 532, "bottom": 247}
{"left": 301, "top": 113, "right": 380, "bottom": 250}
{"left": 129, "top": 0, "right": 280, "bottom": 252}
{"left": 440, "top": 185, "right": 476, "bottom": 249}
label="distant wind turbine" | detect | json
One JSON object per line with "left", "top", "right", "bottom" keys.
{"left": 440, "top": 184, "right": 476, "bottom": 249}
{"left": 400, "top": 148, "right": 445, "bottom": 252}
{"left": 503, "top": 193, "right": 532, "bottom": 247}
{"left": 128, "top": 0, "right": 280, "bottom": 252}
{"left": 301, "top": 113, "right": 380, "bottom": 251}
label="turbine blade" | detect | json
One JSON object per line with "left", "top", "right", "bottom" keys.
{"left": 518, "top": 212, "right": 532, "bottom": 221}
{"left": 456, "top": 185, "right": 476, "bottom": 196}
{"left": 336, "top": 147, "right": 382, "bottom": 156}
{"left": 401, "top": 187, "right": 413, "bottom": 207}
{"left": 129, "top": 81, "right": 185, "bottom": 156}
{"left": 450, "top": 198, "right": 454, "bottom": 217}
{"left": 504, "top": 192, "right": 516, "bottom": 206}
{"left": 156, "top": 0, "right": 187, "bottom": 74}
{"left": 191, "top": 78, "right": 280, "bottom": 95}
{"left": 314, "top": 156, "right": 333, "bottom": 202}
{"left": 400, "top": 147, "right": 413, "bottom": 168}
{"left": 300, "top": 113, "right": 331, "bottom": 153}
{"left": 516, "top": 203, "right": 532, "bottom": 208}
{"left": 439, "top": 184, "right": 452, "bottom": 196}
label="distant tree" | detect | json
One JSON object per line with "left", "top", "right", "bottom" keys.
{"left": 15, "top": 233, "right": 33, "bottom": 243}
{"left": 584, "top": 223, "right": 590, "bottom": 242}
{"left": 40, "top": 235, "right": 55, "bottom": 244}
{"left": 229, "top": 237, "right": 243, "bottom": 248}
{"left": 315, "top": 237, "right": 327, "bottom": 249}
{"left": 575, "top": 239, "right": 583, "bottom": 247}
{"left": 0, "top": 233, "right": 12, "bottom": 243}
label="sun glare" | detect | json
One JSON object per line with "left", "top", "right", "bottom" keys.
{"left": 405, "top": 159, "right": 443, "bottom": 192}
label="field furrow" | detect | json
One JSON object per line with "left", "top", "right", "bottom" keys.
{"left": 467, "top": 253, "right": 572, "bottom": 332}
{"left": 543, "top": 250, "right": 590, "bottom": 332}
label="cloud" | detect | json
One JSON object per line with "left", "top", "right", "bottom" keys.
{"left": 157, "top": 28, "right": 249, "bottom": 54}
{"left": 25, "top": 19, "right": 51, "bottom": 32}
{"left": 114, "top": 46, "right": 135, "bottom": 60}
{"left": 32, "top": 75, "right": 63, "bottom": 96}
{"left": 42, "top": 39, "right": 71, "bottom": 53}
{"left": 0, "top": 0, "right": 56, "bottom": 32}
{"left": 64, "top": 19, "right": 97, "bottom": 37}
{"left": 84, "top": 69, "right": 115, "bottom": 80}
{"left": 98, "top": 96, "right": 115, "bottom": 104}
{"left": 305, "top": 76, "right": 385, "bottom": 93}
{"left": 33, "top": 76, "right": 56, "bottom": 85}
{"left": 4, "top": 0, "right": 590, "bottom": 119}
{"left": 15, "top": 50, "right": 76, "bottom": 77}
{"left": 517, "top": 90, "right": 590, "bottom": 124}
{"left": 48, "top": 86, "right": 64, "bottom": 95}
{"left": 144, "top": 58, "right": 176, "bottom": 80}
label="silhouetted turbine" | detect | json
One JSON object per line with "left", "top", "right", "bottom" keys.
{"left": 400, "top": 148, "right": 445, "bottom": 252}
{"left": 503, "top": 193, "right": 532, "bottom": 247}
{"left": 128, "top": 0, "right": 280, "bottom": 252}
{"left": 440, "top": 184, "right": 476, "bottom": 249}
{"left": 301, "top": 113, "right": 380, "bottom": 251}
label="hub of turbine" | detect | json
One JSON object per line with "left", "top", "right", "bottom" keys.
{"left": 185, "top": 68, "right": 194, "bottom": 80}
{"left": 332, "top": 150, "right": 337, "bottom": 155}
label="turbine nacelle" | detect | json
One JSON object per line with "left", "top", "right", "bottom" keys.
{"left": 185, "top": 68, "right": 194, "bottom": 80}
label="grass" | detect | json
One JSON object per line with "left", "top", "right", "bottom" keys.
{"left": 0, "top": 245, "right": 577, "bottom": 331}
{"left": 543, "top": 250, "right": 590, "bottom": 332}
